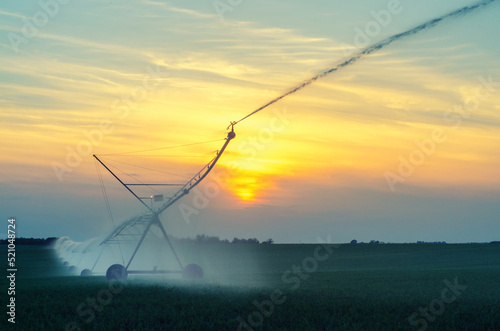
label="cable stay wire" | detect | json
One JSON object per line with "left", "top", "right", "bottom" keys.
{"left": 96, "top": 148, "right": 221, "bottom": 208}
{"left": 103, "top": 161, "right": 164, "bottom": 195}
{"left": 102, "top": 154, "right": 217, "bottom": 158}
{"left": 99, "top": 157, "right": 192, "bottom": 180}
{"left": 99, "top": 138, "right": 224, "bottom": 156}
{"left": 94, "top": 158, "right": 125, "bottom": 265}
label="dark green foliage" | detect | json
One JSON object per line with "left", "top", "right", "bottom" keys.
{"left": 1, "top": 244, "right": 499, "bottom": 330}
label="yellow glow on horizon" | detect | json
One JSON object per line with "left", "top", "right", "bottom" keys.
{"left": 234, "top": 187, "right": 257, "bottom": 201}
{"left": 232, "top": 176, "right": 262, "bottom": 201}
{"left": 2, "top": 42, "right": 499, "bottom": 207}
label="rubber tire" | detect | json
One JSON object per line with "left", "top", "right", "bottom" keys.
{"left": 80, "top": 269, "right": 92, "bottom": 276}
{"left": 106, "top": 264, "right": 128, "bottom": 280}
{"left": 183, "top": 264, "right": 203, "bottom": 279}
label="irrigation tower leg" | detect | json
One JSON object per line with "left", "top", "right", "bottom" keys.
{"left": 125, "top": 219, "right": 155, "bottom": 270}
{"left": 155, "top": 217, "right": 184, "bottom": 269}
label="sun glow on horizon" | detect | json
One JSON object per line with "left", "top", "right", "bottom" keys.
{"left": 229, "top": 175, "right": 266, "bottom": 202}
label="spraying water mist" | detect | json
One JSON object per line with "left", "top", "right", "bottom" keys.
{"left": 235, "top": 0, "right": 498, "bottom": 124}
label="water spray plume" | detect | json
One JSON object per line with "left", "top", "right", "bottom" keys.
{"left": 59, "top": 0, "right": 497, "bottom": 282}
{"left": 235, "top": 0, "right": 498, "bottom": 124}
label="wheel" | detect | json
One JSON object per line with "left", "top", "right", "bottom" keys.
{"left": 106, "top": 264, "right": 127, "bottom": 280}
{"left": 80, "top": 269, "right": 92, "bottom": 276}
{"left": 182, "top": 264, "right": 203, "bottom": 279}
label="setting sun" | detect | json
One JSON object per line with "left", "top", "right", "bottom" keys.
{"left": 231, "top": 176, "right": 260, "bottom": 202}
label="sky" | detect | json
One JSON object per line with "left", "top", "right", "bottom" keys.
{"left": 1, "top": 0, "right": 499, "bottom": 244}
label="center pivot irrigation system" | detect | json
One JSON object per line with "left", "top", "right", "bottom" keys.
{"left": 92, "top": 125, "right": 236, "bottom": 280}
{"left": 86, "top": 1, "right": 496, "bottom": 280}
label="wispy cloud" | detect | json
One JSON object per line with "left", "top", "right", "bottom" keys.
{"left": 142, "top": 0, "right": 216, "bottom": 19}
{"left": 0, "top": 9, "right": 30, "bottom": 20}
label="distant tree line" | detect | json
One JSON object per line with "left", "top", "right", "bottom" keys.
{"left": 0, "top": 237, "right": 58, "bottom": 246}
{"left": 0, "top": 236, "right": 273, "bottom": 245}
{"left": 350, "top": 240, "right": 446, "bottom": 244}
{"left": 350, "top": 240, "right": 385, "bottom": 244}
{"left": 3, "top": 237, "right": 498, "bottom": 246}
{"left": 173, "top": 234, "right": 273, "bottom": 245}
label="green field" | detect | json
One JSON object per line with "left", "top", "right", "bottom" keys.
{"left": 2, "top": 243, "right": 500, "bottom": 330}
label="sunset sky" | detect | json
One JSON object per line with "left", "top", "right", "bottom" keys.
{"left": 1, "top": 0, "right": 499, "bottom": 243}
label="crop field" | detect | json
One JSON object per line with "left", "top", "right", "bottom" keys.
{"left": 1, "top": 243, "right": 500, "bottom": 330}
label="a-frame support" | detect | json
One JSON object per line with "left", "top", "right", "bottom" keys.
{"left": 124, "top": 213, "right": 183, "bottom": 271}
{"left": 92, "top": 126, "right": 236, "bottom": 279}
